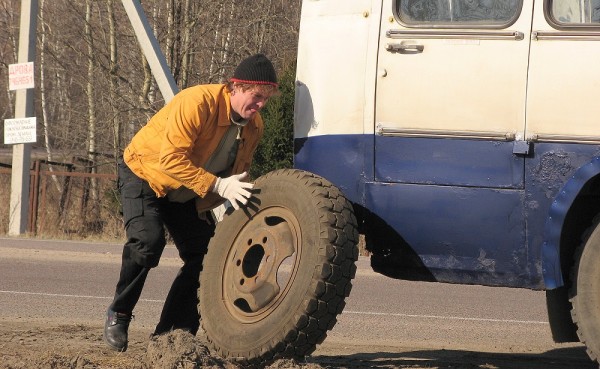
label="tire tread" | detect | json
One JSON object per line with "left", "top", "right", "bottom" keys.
{"left": 569, "top": 214, "right": 600, "bottom": 364}
{"left": 201, "top": 169, "right": 359, "bottom": 367}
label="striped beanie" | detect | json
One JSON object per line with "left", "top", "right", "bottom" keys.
{"left": 230, "top": 54, "right": 278, "bottom": 87}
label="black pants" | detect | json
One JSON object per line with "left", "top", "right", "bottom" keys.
{"left": 110, "top": 159, "right": 215, "bottom": 335}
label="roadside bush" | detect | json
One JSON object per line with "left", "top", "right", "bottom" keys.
{"left": 250, "top": 63, "right": 296, "bottom": 179}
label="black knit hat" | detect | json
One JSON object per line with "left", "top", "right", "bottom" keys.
{"left": 231, "top": 54, "right": 278, "bottom": 87}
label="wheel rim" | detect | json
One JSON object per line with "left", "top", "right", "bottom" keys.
{"left": 221, "top": 206, "right": 302, "bottom": 323}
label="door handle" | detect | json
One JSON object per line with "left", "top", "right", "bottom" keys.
{"left": 386, "top": 43, "right": 424, "bottom": 54}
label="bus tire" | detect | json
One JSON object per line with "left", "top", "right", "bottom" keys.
{"left": 199, "top": 169, "right": 359, "bottom": 367}
{"left": 570, "top": 217, "right": 600, "bottom": 364}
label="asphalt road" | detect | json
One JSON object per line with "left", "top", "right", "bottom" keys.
{"left": 0, "top": 237, "right": 594, "bottom": 367}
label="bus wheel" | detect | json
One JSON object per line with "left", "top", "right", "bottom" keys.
{"left": 199, "top": 169, "right": 359, "bottom": 367}
{"left": 570, "top": 218, "right": 600, "bottom": 364}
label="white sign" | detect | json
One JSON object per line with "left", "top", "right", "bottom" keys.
{"left": 8, "top": 62, "right": 35, "bottom": 90}
{"left": 4, "top": 117, "right": 37, "bottom": 144}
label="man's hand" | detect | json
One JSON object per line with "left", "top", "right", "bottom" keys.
{"left": 212, "top": 172, "right": 254, "bottom": 210}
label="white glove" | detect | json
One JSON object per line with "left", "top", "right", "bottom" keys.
{"left": 212, "top": 172, "right": 254, "bottom": 210}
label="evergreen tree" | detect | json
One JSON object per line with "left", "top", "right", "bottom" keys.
{"left": 250, "top": 63, "right": 296, "bottom": 178}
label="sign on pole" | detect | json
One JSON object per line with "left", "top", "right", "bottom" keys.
{"left": 8, "top": 62, "right": 35, "bottom": 90}
{"left": 4, "top": 117, "right": 37, "bottom": 144}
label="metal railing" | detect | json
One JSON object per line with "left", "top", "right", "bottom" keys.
{"left": 0, "top": 160, "right": 122, "bottom": 239}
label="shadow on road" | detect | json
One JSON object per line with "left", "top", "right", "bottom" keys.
{"left": 310, "top": 346, "right": 596, "bottom": 369}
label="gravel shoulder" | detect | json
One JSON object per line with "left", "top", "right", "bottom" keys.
{"left": 0, "top": 319, "right": 594, "bottom": 369}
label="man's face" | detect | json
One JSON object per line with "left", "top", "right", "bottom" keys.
{"left": 230, "top": 86, "right": 272, "bottom": 120}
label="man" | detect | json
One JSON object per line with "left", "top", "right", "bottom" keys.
{"left": 103, "top": 54, "right": 278, "bottom": 352}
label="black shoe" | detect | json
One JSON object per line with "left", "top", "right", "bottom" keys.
{"left": 103, "top": 309, "right": 132, "bottom": 352}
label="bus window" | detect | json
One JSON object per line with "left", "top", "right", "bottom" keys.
{"left": 551, "top": 0, "right": 600, "bottom": 24}
{"left": 397, "top": 0, "right": 521, "bottom": 26}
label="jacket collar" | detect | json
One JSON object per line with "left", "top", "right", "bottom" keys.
{"left": 218, "top": 88, "right": 233, "bottom": 127}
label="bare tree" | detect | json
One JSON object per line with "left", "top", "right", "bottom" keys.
{"left": 107, "top": 0, "right": 120, "bottom": 169}
{"left": 83, "top": 0, "right": 99, "bottom": 213}
{"left": 37, "top": 0, "right": 65, "bottom": 192}
{"left": 208, "top": 0, "right": 226, "bottom": 83}
{"left": 180, "top": 0, "right": 193, "bottom": 87}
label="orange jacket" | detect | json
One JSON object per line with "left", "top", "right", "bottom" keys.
{"left": 123, "top": 84, "right": 263, "bottom": 211}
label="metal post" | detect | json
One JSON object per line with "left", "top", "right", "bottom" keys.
{"left": 9, "top": 0, "right": 38, "bottom": 236}
{"left": 28, "top": 159, "right": 41, "bottom": 234}
{"left": 121, "top": 0, "right": 179, "bottom": 103}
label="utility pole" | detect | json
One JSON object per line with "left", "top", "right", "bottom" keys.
{"left": 9, "top": 0, "right": 38, "bottom": 235}
{"left": 121, "top": 0, "right": 179, "bottom": 103}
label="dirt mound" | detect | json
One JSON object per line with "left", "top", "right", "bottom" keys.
{"left": 146, "top": 330, "right": 236, "bottom": 369}
{"left": 0, "top": 323, "right": 324, "bottom": 369}
{"left": 147, "top": 330, "right": 325, "bottom": 369}
{"left": 265, "top": 359, "right": 324, "bottom": 369}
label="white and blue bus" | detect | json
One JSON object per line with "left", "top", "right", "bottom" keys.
{"left": 293, "top": 0, "right": 600, "bottom": 362}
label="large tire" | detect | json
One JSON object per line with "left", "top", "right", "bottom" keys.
{"left": 199, "top": 169, "right": 359, "bottom": 366}
{"left": 570, "top": 217, "right": 600, "bottom": 364}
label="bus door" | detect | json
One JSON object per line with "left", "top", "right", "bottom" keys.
{"left": 370, "top": 0, "right": 534, "bottom": 282}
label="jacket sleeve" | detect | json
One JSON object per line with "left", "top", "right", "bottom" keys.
{"left": 158, "top": 94, "right": 217, "bottom": 197}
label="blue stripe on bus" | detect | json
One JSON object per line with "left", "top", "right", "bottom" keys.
{"left": 294, "top": 134, "right": 600, "bottom": 289}
{"left": 375, "top": 135, "right": 524, "bottom": 189}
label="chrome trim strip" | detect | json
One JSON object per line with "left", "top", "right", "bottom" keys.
{"left": 532, "top": 31, "right": 600, "bottom": 41}
{"left": 386, "top": 30, "right": 524, "bottom": 41}
{"left": 528, "top": 134, "right": 600, "bottom": 145}
{"left": 376, "top": 125, "right": 516, "bottom": 141}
